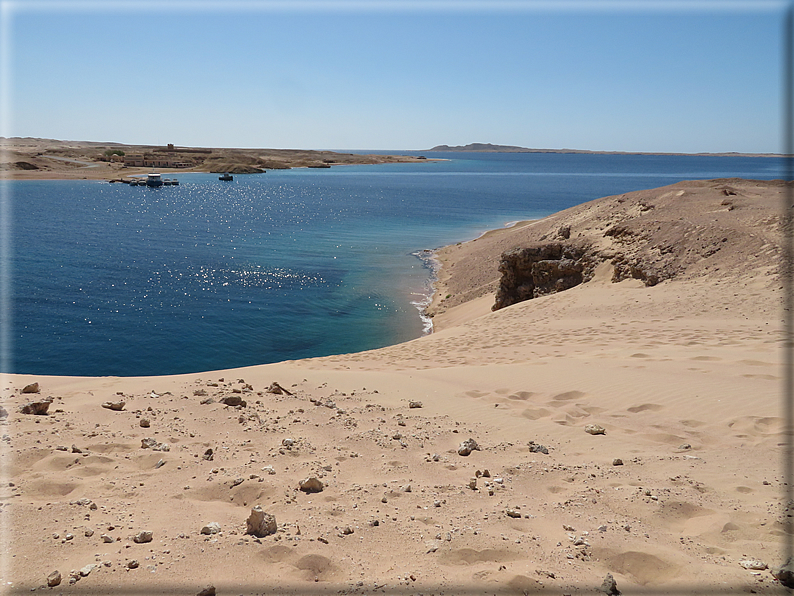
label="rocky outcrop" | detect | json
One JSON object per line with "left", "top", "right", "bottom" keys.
{"left": 20, "top": 396, "right": 53, "bottom": 415}
{"left": 299, "top": 477, "right": 324, "bottom": 493}
{"left": 493, "top": 243, "right": 593, "bottom": 311}
{"left": 246, "top": 506, "right": 277, "bottom": 537}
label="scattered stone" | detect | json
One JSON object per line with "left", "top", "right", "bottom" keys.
{"left": 84, "top": 528, "right": 94, "bottom": 537}
{"left": 468, "top": 477, "right": 477, "bottom": 490}
{"left": 197, "top": 586, "right": 216, "bottom": 596}
{"left": 506, "top": 508, "right": 521, "bottom": 518}
{"left": 203, "top": 448, "right": 214, "bottom": 461}
{"left": 0, "top": 406, "right": 7, "bottom": 420}
{"left": 339, "top": 526, "right": 354, "bottom": 535}
{"left": 299, "top": 477, "right": 324, "bottom": 493}
{"left": 101, "top": 400, "right": 125, "bottom": 411}
{"left": 139, "top": 418, "right": 150, "bottom": 428}
{"left": 584, "top": 424, "right": 606, "bottom": 435}
{"left": 140, "top": 437, "right": 169, "bottom": 451}
{"left": 529, "top": 443, "right": 549, "bottom": 454}
{"left": 262, "top": 465, "right": 275, "bottom": 475}
{"left": 47, "top": 570, "right": 61, "bottom": 587}
{"left": 20, "top": 396, "right": 53, "bottom": 415}
{"left": 246, "top": 506, "right": 277, "bottom": 537}
{"left": 612, "top": 458, "right": 624, "bottom": 466}
{"left": 200, "top": 397, "right": 214, "bottom": 405}
{"left": 154, "top": 459, "right": 166, "bottom": 469}
{"left": 126, "top": 560, "right": 139, "bottom": 569}
{"left": 282, "top": 438, "right": 295, "bottom": 448}
{"left": 22, "top": 382, "right": 40, "bottom": 393}
{"left": 71, "top": 444, "right": 83, "bottom": 453}
{"left": 599, "top": 572, "right": 620, "bottom": 595}
{"left": 79, "top": 564, "right": 97, "bottom": 577}
{"left": 132, "top": 530, "right": 153, "bottom": 543}
{"left": 267, "top": 382, "right": 293, "bottom": 395}
{"left": 230, "top": 477, "right": 244, "bottom": 488}
{"left": 193, "top": 389, "right": 207, "bottom": 397}
{"left": 201, "top": 522, "right": 221, "bottom": 535}
{"left": 409, "top": 401, "right": 423, "bottom": 408}
{"left": 101, "top": 534, "right": 114, "bottom": 543}
{"left": 457, "top": 438, "right": 480, "bottom": 456}
{"left": 220, "top": 395, "right": 246, "bottom": 407}
{"left": 740, "top": 559, "right": 767, "bottom": 570}
{"left": 772, "top": 556, "right": 794, "bottom": 587}
{"left": 563, "top": 524, "right": 575, "bottom": 531}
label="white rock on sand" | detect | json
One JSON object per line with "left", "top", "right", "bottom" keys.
{"left": 3, "top": 178, "right": 789, "bottom": 594}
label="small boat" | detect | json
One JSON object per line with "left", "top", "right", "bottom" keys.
{"left": 171, "top": 179, "right": 179, "bottom": 186}
{"left": 219, "top": 173, "right": 233, "bottom": 181}
{"left": 163, "top": 179, "right": 173, "bottom": 186}
{"left": 146, "top": 172, "right": 164, "bottom": 187}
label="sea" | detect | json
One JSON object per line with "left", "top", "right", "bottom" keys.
{"left": 6, "top": 151, "right": 786, "bottom": 377}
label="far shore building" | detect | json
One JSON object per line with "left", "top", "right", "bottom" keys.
{"left": 123, "top": 154, "right": 192, "bottom": 168}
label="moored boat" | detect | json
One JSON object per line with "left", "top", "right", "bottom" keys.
{"left": 146, "top": 172, "right": 164, "bottom": 187}
{"left": 219, "top": 173, "right": 233, "bottom": 181}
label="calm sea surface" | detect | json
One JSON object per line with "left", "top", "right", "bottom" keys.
{"left": 7, "top": 152, "right": 785, "bottom": 377}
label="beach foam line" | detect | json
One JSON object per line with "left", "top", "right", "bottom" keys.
{"left": 410, "top": 249, "right": 442, "bottom": 334}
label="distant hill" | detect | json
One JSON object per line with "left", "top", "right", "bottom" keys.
{"left": 428, "top": 143, "right": 601, "bottom": 153}
{"left": 426, "top": 143, "right": 782, "bottom": 157}
{"left": 428, "top": 143, "right": 539, "bottom": 152}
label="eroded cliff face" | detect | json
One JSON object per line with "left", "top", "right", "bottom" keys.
{"left": 479, "top": 179, "right": 788, "bottom": 313}
{"left": 492, "top": 243, "right": 594, "bottom": 310}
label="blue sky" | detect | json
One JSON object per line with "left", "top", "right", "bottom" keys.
{"left": 1, "top": 1, "right": 787, "bottom": 153}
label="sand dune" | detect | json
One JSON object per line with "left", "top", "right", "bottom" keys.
{"left": 1, "top": 178, "right": 789, "bottom": 594}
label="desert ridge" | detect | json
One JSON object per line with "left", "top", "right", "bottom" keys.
{"left": 1, "top": 178, "right": 789, "bottom": 594}
{"left": 0, "top": 137, "right": 430, "bottom": 180}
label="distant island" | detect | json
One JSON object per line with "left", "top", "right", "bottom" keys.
{"left": 428, "top": 142, "right": 783, "bottom": 158}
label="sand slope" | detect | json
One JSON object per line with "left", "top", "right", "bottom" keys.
{"left": 1, "top": 179, "right": 788, "bottom": 594}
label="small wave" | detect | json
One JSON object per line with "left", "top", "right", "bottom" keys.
{"left": 410, "top": 249, "right": 442, "bottom": 334}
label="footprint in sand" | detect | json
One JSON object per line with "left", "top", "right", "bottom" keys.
{"left": 605, "top": 551, "right": 678, "bottom": 585}
{"left": 550, "top": 390, "right": 586, "bottom": 401}
{"left": 464, "top": 390, "right": 489, "bottom": 398}
{"left": 627, "top": 403, "right": 664, "bottom": 413}
{"left": 521, "top": 407, "right": 551, "bottom": 420}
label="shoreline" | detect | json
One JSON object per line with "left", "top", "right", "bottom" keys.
{"left": 0, "top": 138, "right": 434, "bottom": 181}
{"left": 1, "top": 177, "right": 787, "bottom": 593}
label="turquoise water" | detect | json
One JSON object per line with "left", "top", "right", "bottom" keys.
{"left": 8, "top": 152, "right": 785, "bottom": 376}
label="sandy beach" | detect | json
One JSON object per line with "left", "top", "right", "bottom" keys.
{"left": 1, "top": 178, "right": 789, "bottom": 594}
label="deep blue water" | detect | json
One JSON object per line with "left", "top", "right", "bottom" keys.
{"left": 7, "top": 152, "right": 786, "bottom": 376}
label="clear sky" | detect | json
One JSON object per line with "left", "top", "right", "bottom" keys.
{"left": 0, "top": 0, "right": 788, "bottom": 153}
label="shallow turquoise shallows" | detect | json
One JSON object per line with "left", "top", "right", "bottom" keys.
{"left": 8, "top": 151, "right": 785, "bottom": 376}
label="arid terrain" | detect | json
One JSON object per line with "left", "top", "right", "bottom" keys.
{"left": 1, "top": 178, "right": 790, "bottom": 595}
{"left": 0, "top": 138, "right": 429, "bottom": 181}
